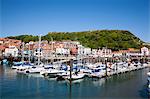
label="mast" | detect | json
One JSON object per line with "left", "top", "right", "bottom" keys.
{"left": 28, "top": 43, "right": 31, "bottom": 63}
{"left": 51, "top": 37, "right": 54, "bottom": 64}
{"left": 22, "top": 42, "right": 25, "bottom": 63}
{"left": 38, "top": 35, "right": 41, "bottom": 66}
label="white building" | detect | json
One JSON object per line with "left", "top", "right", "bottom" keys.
{"left": 77, "top": 45, "right": 84, "bottom": 55}
{"left": 96, "top": 48, "right": 112, "bottom": 57}
{"left": 5, "top": 46, "right": 19, "bottom": 57}
{"left": 83, "top": 48, "right": 91, "bottom": 55}
{"left": 56, "top": 48, "right": 70, "bottom": 55}
{"left": 141, "top": 47, "right": 149, "bottom": 56}
{"left": 34, "top": 48, "right": 43, "bottom": 57}
{"left": 91, "top": 49, "right": 97, "bottom": 55}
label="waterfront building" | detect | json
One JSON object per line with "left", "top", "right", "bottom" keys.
{"left": 0, "top": 38, "right": 22, "bottom": 49}
{"left": 91, "top": 49, "right": 97, "bottom": 55}
{"left": 55, "top": 48, "right": 70, "bottom": 55}
{"left": 96, "top": 47, "right": 112, "bottom": 57}
{"left": 4, "top": 46, "right": 19, "bottom": 57}
{"left": 77, "top": 45, "right": 84, "bottom": 55}
{"left": 0, "top": 45, "right": 5, "bottom": 57}
{"left": 33, "top": 48, "right": 43, "bottom": 57}
{"left": 83, "top": 48, "right": 91, "bottom": 55}
{"left": 42, "top": 44, "right": 53, "bottom": 57}
{"left": 70, "top": 47, "right": 78, "bottom": 55}
{"left": 29, "top": 41, "right": 34, "bottom": 44}
{"left": 0, "top": 40, "right": 4, "bottom": 45}
{"left": 141, "top": 47, "right": 149, "bottom": 56}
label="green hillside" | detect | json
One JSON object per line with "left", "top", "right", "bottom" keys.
{"left": 7, "top": 30, "right": 143, "bottom": 50}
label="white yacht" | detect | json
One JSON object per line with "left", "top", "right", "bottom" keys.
{"left": 88, "top": 64, "right": 110, "bottom": 78}
{"left": 25, "top": 66, "right": 45, "bottom": 74}
{"left": 11, "top": 63, "right": 22, "bottom": 69}
{"left": 65, "top": 72, "right": 85, "bottom": 80}
{"left": 40, "top": 68, "right": 66, "bottom": 78}
{"left": 17, "top": 62, "right": 34, "bottom": 70}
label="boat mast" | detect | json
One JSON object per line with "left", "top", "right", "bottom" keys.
{"left": 38, "top": 35, "right": 41, "bottom": 66}
{"left": 28, "top": 43, "right": 31, "bottom": 63}
{"left": 22, "top": 42, "right": 25, "bottom": 63}
{"left": 51, "top": 37, "right": 54, "bottom": 64}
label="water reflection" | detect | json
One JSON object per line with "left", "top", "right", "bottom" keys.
{"left": 138, "top": 83, "right": 150, "bottom": 98}
{"left": 0, "top": 65, "right": 4, "bottom": 76}
{"left": 27, "top": 74, "right": 44, "bottom": 78}
{"left": 69, "top": 80, "right": 72, "bottom": 99}
{"left": 92, "top": 78, "right": 106, "bottom": 86}
{"left": 2, "top": 66, "right": 17, "bottom": 80}
{"left": 1, "top": 65, "right": 150, "bottom": 99}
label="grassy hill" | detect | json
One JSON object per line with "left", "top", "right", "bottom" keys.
{"left": 7, "top": 30, "right": 143, "bottom": 51}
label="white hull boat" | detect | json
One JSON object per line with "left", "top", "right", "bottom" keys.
{"left": 25, "top": 66, "right": 45, "bottom": 74}
{"left": 66, "top": 73, "right": 85, "bottom": 80}
{"left": 40, "top": 69, "right": 66, "bottom": 78}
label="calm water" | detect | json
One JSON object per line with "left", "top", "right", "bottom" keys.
{"left": 0, "top": 65, "right": 150, "bottom": 99}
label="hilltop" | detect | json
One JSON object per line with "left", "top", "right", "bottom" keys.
{"left": 7, "top": 30, "right": 143, "bottom": 51}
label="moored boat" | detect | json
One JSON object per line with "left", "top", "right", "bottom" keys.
{"left": 65, "top": 72, "right": 85, "bottom": 80}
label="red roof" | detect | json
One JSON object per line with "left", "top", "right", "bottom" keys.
{"left": 0, "top": 45, "right": 6, "bottom": 50}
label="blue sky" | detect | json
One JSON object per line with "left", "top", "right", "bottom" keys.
{"left": 1, "top": 0, "right": 150, "bottom": 42}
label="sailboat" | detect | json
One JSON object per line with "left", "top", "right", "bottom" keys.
{"left": 23, "top": 35, "right": 45, "bottom": 74}
{"left": 11, "top": 42, "right": 25, "bottom": 69}
{"left": 17, "top": 44, "right": 34, "bottom": 70}
{"left": 65, "top": 72, "right": 85, "bottom": 80}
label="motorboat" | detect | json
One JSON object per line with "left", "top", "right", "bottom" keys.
{"left": 143, "top": 63, "right": 148, "bottom": 67}
{"left": 56, "top": 71, "right": 70, "bottom": 81}
{"left": 11, "top": 63, "right": 22, "bottom": 69}
{"left": 89, "top": 65, "right": 107, "bottom": 78}
{"left": 40, "top": 68, "right": 66, "bottom": 78}
{"left": 44, "top": 64, "right": 53, "bottom": 69}
{"left": 66, "top": 72, "right": 85, "bottom": 80}
{"left": 2, "top": 59, "right": 8, "bottom": 65}
{"left": 17, "top": 62, "right": 34, "bottom": 70}
{"left": 16, "top": 62, "right": 34, "bottom": 74}
{"left": 79, "top": 66, "right": 92, "bottom": 74}
{"left": 25, "top": 66, "right": 45, "bottom": 74}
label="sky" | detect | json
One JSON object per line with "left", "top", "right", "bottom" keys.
{"left": 1, "top": 0, "right": 150, "bottom": 42}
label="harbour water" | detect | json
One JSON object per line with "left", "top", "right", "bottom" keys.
{"left": 1, "top": 65, "right": 150, "bottom": 99}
